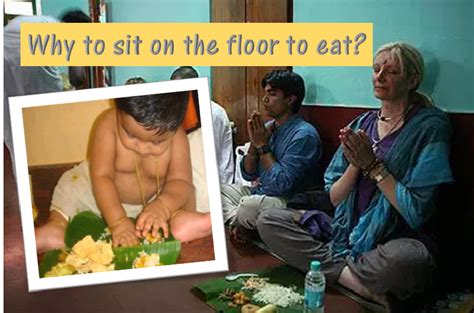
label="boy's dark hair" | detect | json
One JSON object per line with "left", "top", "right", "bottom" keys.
{"left": 116, "top": 92, "right": 188, "bottom": 134}
{"left": 60, "top": 9, "right": 91, "bottom": 23}
{"left": 170, "top": 66, "right": 199, "bottom": 80}
{"left": 261, "top": 70, "right": 306, "bottom": 113}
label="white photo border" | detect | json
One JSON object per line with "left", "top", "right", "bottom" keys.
{"left": 9, "top": 77, "right": 229, "bottom": 291}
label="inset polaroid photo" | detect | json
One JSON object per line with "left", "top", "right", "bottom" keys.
{"left": 9, "top": 77, "right": 228, "bottom": 291}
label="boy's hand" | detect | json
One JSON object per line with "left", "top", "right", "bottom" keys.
{"left": 111, "top": 218, "right": 140, "bottom": 247}
{"left": 135, "top": 202, "right": 170, "bottom": 239}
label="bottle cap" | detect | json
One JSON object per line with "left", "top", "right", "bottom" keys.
{"left": 310, "top": 260, "right": 321, "bottom": 271}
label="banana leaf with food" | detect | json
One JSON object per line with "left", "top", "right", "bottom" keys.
{"left": 39, "top": 211, "right": 181, "bottom": 278}
{"left": 192, "top": 265, "right": 305, "bottom": 313}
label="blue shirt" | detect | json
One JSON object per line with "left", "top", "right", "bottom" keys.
{"left": 240, "top": 115, "right": 322, "bottom": 197}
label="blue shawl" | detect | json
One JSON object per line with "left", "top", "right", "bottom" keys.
{"left": 324, "top": 106, "right": 454, "bottom": 260}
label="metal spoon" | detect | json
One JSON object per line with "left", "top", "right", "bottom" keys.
{"left": 225, "top": 273, "right": 258, "bottom": 281}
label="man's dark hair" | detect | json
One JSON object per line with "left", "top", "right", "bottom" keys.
{"left": 125, "top": 77, "right": 146, "bottom": 85}
{"left": 261, "top": 70, "right": 306, "bottom": 113}
{"left": 116, "top": 92, "right": 188, "bottom": 134}
{"left": 60, "top": 9, "right": 91, "bottom": 23}
{"left": 170, "top": 66, "right": 199, "bottom": 80}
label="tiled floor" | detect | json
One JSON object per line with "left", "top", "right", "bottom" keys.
{"left": 4, "top": 146, "right": 365, "bottom": 312}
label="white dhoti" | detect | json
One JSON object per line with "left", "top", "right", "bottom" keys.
{"left": 50, "top": 160, "right": 145, "bottom": 221}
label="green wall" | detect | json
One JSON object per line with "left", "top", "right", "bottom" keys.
{"left": 106, "top": 0, "right": 210, "bottom": 85}
{"left": 294, "top": 0, "right": 473, "bottom": 113}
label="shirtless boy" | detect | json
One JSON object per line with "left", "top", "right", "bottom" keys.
{"left": 36, "top": 91, "right": 212, "bottom": 252}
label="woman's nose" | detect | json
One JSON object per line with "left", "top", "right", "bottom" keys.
{"left": 375, "top": 68, "right": 386, "bottom": 80}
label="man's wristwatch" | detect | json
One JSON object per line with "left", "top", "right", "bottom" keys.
{"left": 256, "top": 144, "right": 271, "bottom": 156}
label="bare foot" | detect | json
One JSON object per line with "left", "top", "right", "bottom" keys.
{"left": 187, "top": 212, "right": 212, "bottom": 241}
{"left": 35, "top": 220, "right": 66, "bottom": 253}
{"left": 170, "top": 211, "right": 212, "bottom": 242}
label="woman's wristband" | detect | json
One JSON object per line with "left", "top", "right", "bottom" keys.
{"left": 368, "top": 161, "right": 390, "bottom": 183}
{"left": 362, "top": 158, "right": 381, "bottom": 177}
{"left": 362, "top": 159, "right": 390, "bottom": 183}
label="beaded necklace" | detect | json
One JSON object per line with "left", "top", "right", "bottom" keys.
{"left": 372, "top": 104, "right": 413, "bottom": 153}
{"left": 376, "top": 109, "right": 404, "bottom": 122}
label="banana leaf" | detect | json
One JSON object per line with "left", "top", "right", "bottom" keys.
{"left": 64, "top": 211, "right": 107, "bottom": 248}
{"left": 192, "top": 265, "right": 305, "bottom": 313}
{"left": 39, "top": 211, "right": 181, "bottom": 277}
{"left": 113, "top": 240, "right": 181, "bottom": 270}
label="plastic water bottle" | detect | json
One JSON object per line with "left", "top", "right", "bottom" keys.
{"left": 304, "top": 260, "right": 325, "bottom": 313}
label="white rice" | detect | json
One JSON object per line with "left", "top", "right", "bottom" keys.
{"left": 252, "top": 283, "right": 303, "bottom": 307}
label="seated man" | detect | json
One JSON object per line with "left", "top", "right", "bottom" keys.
{"left": 221, "top": 69, "right": 322, "bottom": 239}
{"left": 170, "top": 66, "right": 235, "bottom": 184}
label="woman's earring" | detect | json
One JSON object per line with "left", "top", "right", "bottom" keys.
{"left": 262, "top": 96, "right": 269, "bottom": 103}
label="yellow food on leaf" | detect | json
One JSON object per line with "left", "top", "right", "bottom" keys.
{"left": 89, "top": 262, "right": 115, "bottom": 273}
{"left": 44, "top": 262, "right": 76, "bottom": 277}
{"left": 72, "top": 235, "right": 98, "bottom": 258}
{"left": 132, "top": 251, "right": 161, "bottom": 268}
{"left": 57, "top": 250, "right": 69, "bottom": 262}
{"left": 144, "top": 232, "right": 163, "bottom": 244}
{"left": 88, "top": 241, "right": 114, "bottom": 265}
{"left": 47, "top": 235, "right": 115, "bottom": 276}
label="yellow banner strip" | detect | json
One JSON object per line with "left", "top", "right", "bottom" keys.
{"left": 21, "top": 23, "right": 373, "bottom": 66}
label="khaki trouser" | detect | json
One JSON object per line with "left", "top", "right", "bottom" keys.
{"left": 220, "top": 183, "right": 286, "bottom": 228}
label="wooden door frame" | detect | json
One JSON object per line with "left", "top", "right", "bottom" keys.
{"left": 211, "top": 0, "right": 293, "bottom": 145}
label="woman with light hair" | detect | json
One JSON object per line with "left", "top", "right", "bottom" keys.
{"left": 256, "top": 42, "right": 453, "bottom": 310}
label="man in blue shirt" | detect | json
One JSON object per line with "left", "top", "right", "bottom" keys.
{"left": 221, "top": 70, "right": 322, "bottom": 241}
